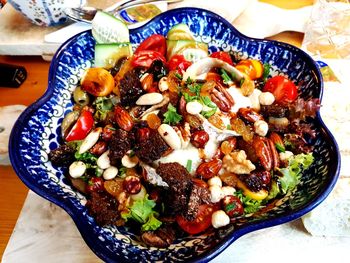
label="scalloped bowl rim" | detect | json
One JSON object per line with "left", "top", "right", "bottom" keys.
{"left": 9, "top": 7, "right": 341, "bottom": 263}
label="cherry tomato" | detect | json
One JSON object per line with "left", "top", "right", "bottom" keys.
{"left": 263, "top": 75, "right": 298, "bottom": 104}
{"left": 222, "top": 195, "right": 244, "bottom": 217}
{"left": 210, "top": 51, "right": 233, "bottom": 65}
{"left": 176, "top": 204, "right": 217, "bottom": 235}
{"left": 132, "top": 50, "right": 166, "bottom": 68}
{"left": 135, "top": 34, "right": 167, "bottom": 56}
{"left": 65, "top": 110, "right": 94, "bottom": 142}
{"left": 86, "top": 177, "right": 104, "bottom": 193}
{"left": 167, "top": 54, "right": 192, "bottom": 72}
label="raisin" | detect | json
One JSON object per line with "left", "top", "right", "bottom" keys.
{"left": 119, "top": 69, "right": 144, "bottom": 106}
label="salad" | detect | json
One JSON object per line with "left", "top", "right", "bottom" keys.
{"left": 49, "top": 11, "right": 320, "bottom": 248}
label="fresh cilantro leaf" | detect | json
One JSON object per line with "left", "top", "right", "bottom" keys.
{"left": 74, "top": 151, "right": 97, "bottom": 163}
{"left": 141, "top": 213, "right": 162, "bottom": 231}
{"left": 95, "top": 167, "right": 103, "bottom": 177}
{"left": 277, "top": 153, "right": 314, "bottom": 194}
{"left": 183, "top": 92, "right": 197, "bottom": 103}
{"left": 220, "top": 68, "right": 233, "bottom": 85}
{"left": 186, "top": 77, "right": 193, "bottom": 85}
{"left": 188, "top": 83, "right": 202, "bottom": 97}
{"left": 226, "top": 124, "right": 232, "bottom": 130}
{"left": 175, "top": 72, "right": 183, "bottom": 80}
{"left": 235, "top": 190, "right": 263, "bottom": 214}
{"left": 119, "top": 166, "right": 127, "bottom": 178}
{"left": 163, "top": 103, "right": 182, "bottom": 125}
{"left": 200, "top": 96, "right": 217, "bottom": 108}
{"left": 201, "top": 108, "right": 217, "bottom": 118}
{"left": 186, "top": 159, "right": 192, "bottom": 173}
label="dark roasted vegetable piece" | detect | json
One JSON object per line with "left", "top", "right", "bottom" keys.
{"left": 108, "top": 129, "right": 131, "bottom": 165}
{"left": 86, "top": 191, "right": 119, "bottom": 226}
{"left": 49, "top": 144, "right": 75, "bottom": 166}
{"left": 238, "top": 170, "right": 271, "bottom": 192}
{"left": 135, "top": 131, "right": 169, "bottom": 163}
{"left": 141, "top": 226, "right": 176, "bottom": 248}
{"left": 156, "top": 162, "right": 193, "bottom": 218}
{"left": 186, "top": 184, "right": 211, "bottom": 220}
{"left": 119, "top": 69, "right": 144, "bottom": 106}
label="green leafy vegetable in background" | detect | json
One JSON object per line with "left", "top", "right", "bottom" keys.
{"left": 163, "top": 103, "right": 182, "bottom": 125}
{"left": 93, "top": 97, "right": 113, "bottom": 121}
{"left": 74, "top": 151, "right": 97, "bottom": 163}
{"left": 235, "top": 190, "right": 263, "bottom": 214}
{"left": 122, "top": 195, "right": 162, "bottom": 231}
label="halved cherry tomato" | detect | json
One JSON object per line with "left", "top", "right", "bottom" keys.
{"left": 167, "top": 54, "right": 192, "bottom": 72}
{"left": 65, "top": 110, "right": 94, "bottom": 142}
{"left": 131, "top": 50, "right": 166, "bottom": 68}
{"left": 263, "top": 75, "right": 298, "bottom": 104}
{"left": 176, "top": 204, "right": 217, "bottom": 235}
{"left": 135, "top": 34, "right": 167, "bottom": 56}
{"left": 210, "top": 51, "right": 233, "bottom": 65}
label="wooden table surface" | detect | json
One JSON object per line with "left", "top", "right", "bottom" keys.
{"left": 0, "top": 0, "right": 313, "bottom": 259}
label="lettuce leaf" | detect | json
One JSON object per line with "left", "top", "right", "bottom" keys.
{"left": 277, "top": 153, "right": 314, "bottom": 194}
{"left": 121, "top": 194, "right": 162, "bottom": 231}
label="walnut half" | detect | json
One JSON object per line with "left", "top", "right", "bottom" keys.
{"left": 223, "top": 150, "right": 256, "bottom": 174}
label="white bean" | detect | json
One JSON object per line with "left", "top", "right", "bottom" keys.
{"left": 209, "top": 185, "right": 224, "bottom": 203}
{"left": 136, "top": 93, "right": 163, "bottom": 105}
{"left": 211, "top": 210, "right": 230, "bottom": 229}
{"left": 97, "top": 150, "right": 110, "bottom": 169}
{"left": 121, "top": 154, "right": 139, "bottom": 168}
{"left": 186, "top": 101, "right": 203, "bottom": 115}
{"left": 208, "top": 176, "right": 222, "bottom": 187}
{"left": 158, "top": 124, "right": 182, "bottom": 150}
{"left": 103, "top": 166, "right": 118, "bottom": 180}
{"left": 69, "top": 161, "right": 86, "bottom": 178}
{"left": 79, "top": 128, "right": 102, "bottom": 154}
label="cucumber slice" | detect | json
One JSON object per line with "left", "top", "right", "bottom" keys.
{"left": 167, "top": 23, "right": 194, "bottom": 41}
{"left": 167, "top": 40, "right": 208, "bottom": 60}
{"left": 95, "top": 43, "right": 132, "bottom": 69}
{"left": 92, "top": 11, "right": 129, "bottom": 43}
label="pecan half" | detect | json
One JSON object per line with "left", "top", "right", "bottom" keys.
{"left": 238, "top": 108, "right": 264, "bottom": 123}
{"left": 210, "top": 83, "right": 234, "bottom": 112}
{"left": 253, "top": 136, "right": 272, "bottom": 171}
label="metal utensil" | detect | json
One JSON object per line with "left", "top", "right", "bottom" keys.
{"left": 65, "top": 0, "right": 184, "bottom": 23}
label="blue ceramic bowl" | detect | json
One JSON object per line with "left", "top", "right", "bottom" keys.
{"left": 10, "top": 8, "right": 340, "bottom": 262}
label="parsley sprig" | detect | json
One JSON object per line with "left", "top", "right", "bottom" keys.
{"left": 163, "top": 103, "right": 182, "bottom": 125}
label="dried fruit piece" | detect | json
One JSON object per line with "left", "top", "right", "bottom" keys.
{"left": 104, "top": 178, "right": 125, "bottom": 198}
{"left": 220, "top": 140, "right": 235, "bottom": 155}
{"left": 230, "top": 117, "right": 253, "bottom": 142}
{"left": 208, "top": 114, "right": 226, "bottom": 130}
{"left": 238, "top": 108, "right": 263, "bottom": 123}
{"left": 253, "top": 136, "right": 272, "bottom": 171}
{"left": 196, "top": 159, "right": 222, "bottom": 179}
{"left": 114, "top": 105, "right": 134, "bottom": 132}
{"left": 147, "top": 113, "right": 162, "bottom": 130}
{"left": 191, "top": 130, "right": 209, "bottom": 148}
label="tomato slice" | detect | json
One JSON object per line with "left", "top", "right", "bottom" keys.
{"left": 210, "top": 51, "right": 233, "bottom": 65}
{"left": 65, "top": 110, "right": 94, "bottom": 141}
{"left": 176, "top": 204, "right": 217, "bottom": 235}
{"left": 131, "top": 50, "right": 166, "bottom": 68}
{"left": 135, "top": 34, "right": 167, "bottom": 56}
{"left": 167, "top": 54, "right": 192, "bottom": 72}
{"left": 263, "top": 75, "right": 298, "bottom": 104}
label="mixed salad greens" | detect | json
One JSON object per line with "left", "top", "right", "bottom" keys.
{"left": 49, "top": 11, "right": 320, "bottom": 247}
